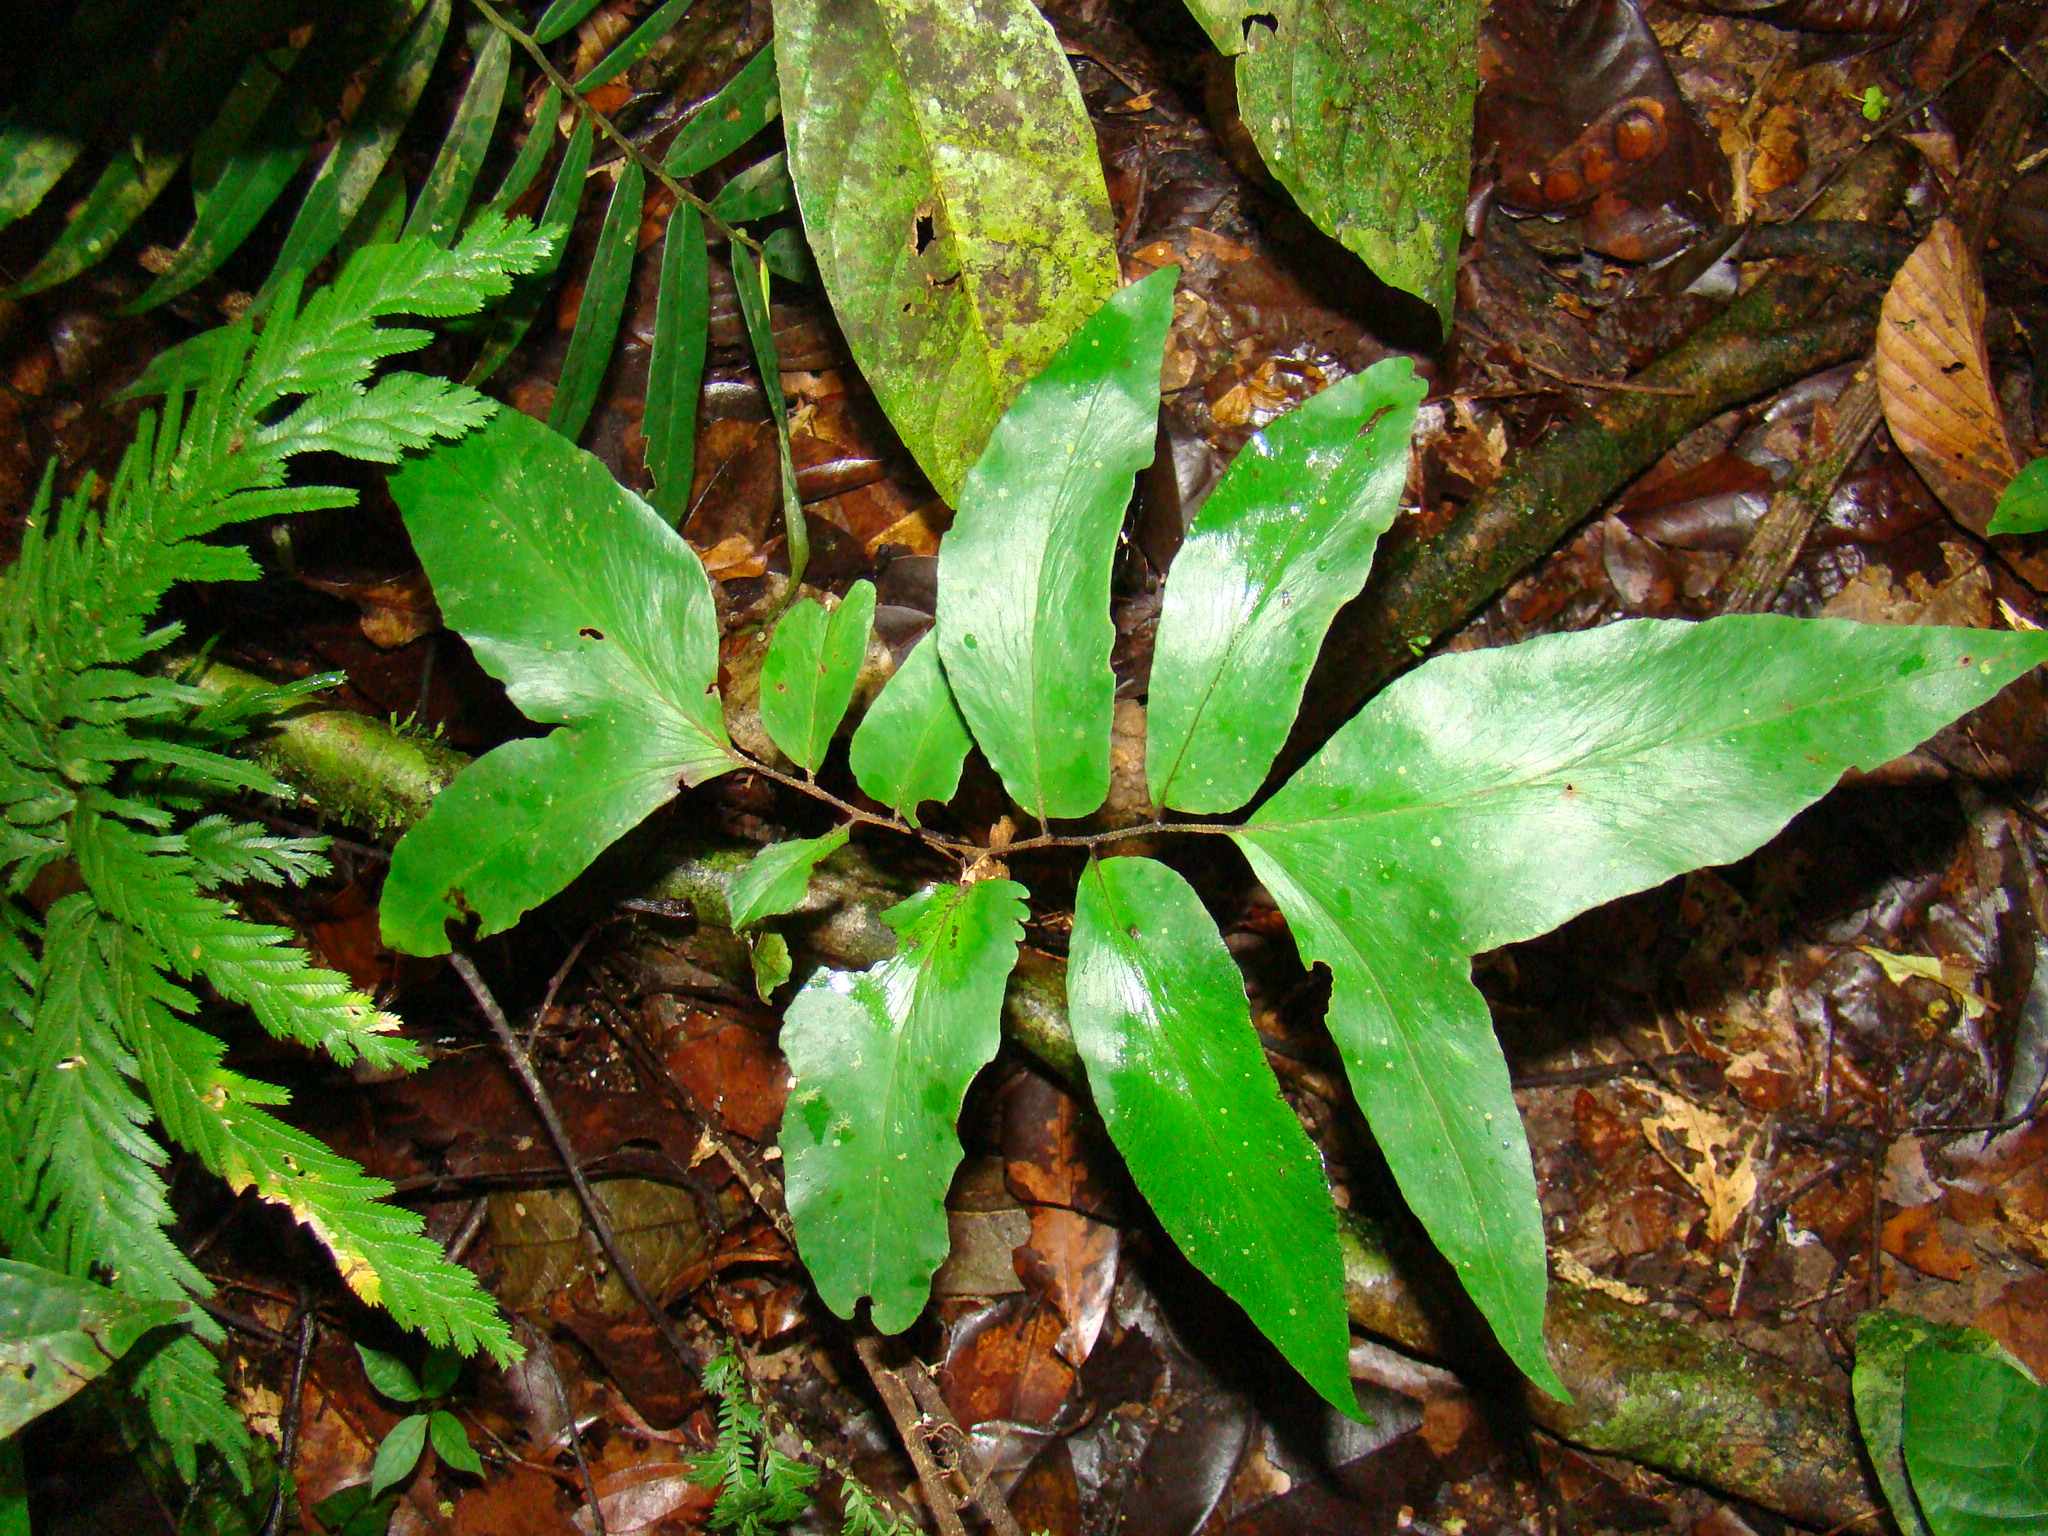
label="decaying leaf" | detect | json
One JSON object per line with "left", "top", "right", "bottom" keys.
{"left": 1858, "top": 944, "right": 1990, "bottom": 1022}
{"left": 1640, "top": 1088, "right": 1758, "bottom": 1245}
{"left": 1876, "top": 219, "right": 2020, "bottom": 532}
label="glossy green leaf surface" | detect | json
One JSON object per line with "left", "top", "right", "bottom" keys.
{"left": 468, "top": 115, "right": 591, "bottom": 384}
{"left": 1987, "top": 458, "right": 2048, "bottom": 537}
{"left": 549, "top": 159, "right": 644, "bottom": 442}
{"left": 0, "top": 1258, "right": 183, "bottom": 1437}
{"left": 781, "top": 879, "right": 1026, "bottom": 1331}
{"left": 481, "top": 84, "right": 562, "bottom": 218}
{"left": 1905, "top": 1340, "right": 2048, "bottom": 1536}
{"left": 645, "top": 205, "right": 709, "bottom": 524}
{"left": 761, "top": 582, "right": 876, "bottom": 773}
{"left": 1854, "top": 1309, "right": 1999, "bottom": 1536}
{"left": 1068, "top": 857, "right": 1355, "bottom": 1417}
{"left": 663, "top": 47, "right": 780, "bottom": 178}
{"left": 1182, "top": 0, "right": 1474, "bottom": 323}
{"left": 1148, "top": 359, "right": 1425, "bottom": 813}
{"left": 418, "top": 1346, "right": 461, "bottom": 1399}
{"left": 1234, "top": 616, "right": 2048, "bottom": 1393}
{"left": 402, "top": 25, "right": 511, "bottom": 244}
{"left": 382, "top": 410, "right": 731, "bottom": 955}
{"left": 773, "top": 0, "right": 1121, "bottom": 499}
{"left": 577, "top": 0, "right": 694, "bottom": 88}
{"left": 848, "top": 635, "right": 972, "bottom": 825}
{"left": 731, "top": 246, "right": 808, "bottom": 587}
{"left": 258, "top": 0, "right": 450, "bottom": 303}
{"left": 729, "top": 826, "right": 851, "bottom": 928}
{"left": 936, "top": 269, "right": 1175, "bottom": 821}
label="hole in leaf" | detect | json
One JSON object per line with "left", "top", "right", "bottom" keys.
{"left": 579, "top": 627, "right": 605, "bottom": 640}
{"left": 1241, "top": 12, "right": 1277, "bottom": 41}
{"left": 914, "top": 213, "right": 937, "bottom": 254}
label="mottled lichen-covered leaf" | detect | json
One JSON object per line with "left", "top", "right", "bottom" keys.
{"left": 549, "top": 159, "right": 644, "bottom": 442}
{"left": 1905, "top": 1338, "right": 2048, "bottom": 1536}
{"left": 773, "top": 0, "right": 1121, "bottom": 499}
{"left": 1069, "top": 857, "right": 1356, "bottom": 1418}
{"left": 729, "top": 826, "right": 851, "bottom": 929}
{"left": 1235, "top": 617, "right": 2048, "bottom": 1395}
{"left": 760, "top": 582, "right": 876, "bottom": 773}
{"left": 1148, "top": 359, "right": 1424, "bottom": 814}
{"left": 1182, "top": 0, "right": 1474, "bottom": 324}
{"left": 782, "top": 880, "right": 1027, "bottom": 1331}
{"left": 936, "top": 270, "right": 1176, "bottom": 821}
{"left": 382, "top": 410, "right": 731, "bottom": 954}
{"left": 848, "top": 635, "right": 971, "bottom": 826}
{"left": 0, "top": 1259, "right": 183, "bottom": 1438}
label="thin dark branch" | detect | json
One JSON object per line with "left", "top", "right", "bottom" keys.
{"left": 523, "top": 1320, "right": 608, "bottom": 1536}
{"left": 450, "top": 950, "right": 699, "bottom": 1379}
{"left": 257, "top": 1299, "right": 316, "bottom": 1536}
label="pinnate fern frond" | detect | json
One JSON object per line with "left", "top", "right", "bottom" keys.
{"left": 0, "top": 217, "right": 549, "bottom": 1479}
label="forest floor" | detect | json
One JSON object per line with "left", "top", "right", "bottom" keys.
{"left": 7, "top": 0, "right": 2048, "bottom": 1532}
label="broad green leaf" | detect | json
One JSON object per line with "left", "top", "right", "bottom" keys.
{"left": 549, "top": 159, "right": 645, "bottom": 442}
{"left": 782, "top": 879, "right": 1027, "bottom": 1331}
{"left": 428, "top": 1409, "right": 483, "bottom": 1476}
{"left": 355, "top": 1343, "right": 423, "bottom": 1402}
{"left": 402, "top": 25, "right": 512, "bottom": 244}
{"left": 1855, "top": 1309, "right": 2005, "bottom": 1536}
{"left": 848, "top": 635, "right": 972, "bottom": 826}
{"left": 382, "top": 409, "right": 732, "bottom": 955}
{"left": 0, "top": 1258, "right": 183, "bottom": 1437}
{"left": 730, "top": 826, "right": 851, "bottom": 928}
{"left": 709, "top": 153, "right": 796, "bottom": 223}
{"left": 1234, "top": 616, "right": 2048, "bottom": 1394}
{"left": 663, "top": 48, "right": 780, "bottom": 179}
{"left": 730, "top": 245, "right": 808, "bottom": 587}
{"left": 1182, "top": 0, "right": 1474, "bottom": 323}
{"left": 750, "top": 931, "right": 793, "bottom": 1001}
{"left": 577, "top": 0, "right": 694, "bottom": 88}
{"left": 6, "top": 0, "right": 291, "bottom": 299}
{"left": 1905, "top": 1340, "right": 2048, "bottom": 1536}
{"left": 773, "top": 0, "right": 1121, "bottom": 499}
{"left": 1987, "top": 458, "right": 2048, "bottom": 537}
{"left": 646, "top": 204, "right": 710, "bottom": 524}
{"left": 1148, "top": 359, "right": 1425, "bottom": 813}
{"left": 258, "top": 0, "right": 451, "bottom": 303}
{"left": 370, "top": 1413, "right": 429, "bottom": 1497}
{"left": 469, "top": 115, "right": 592, "bottom": 384}
{"left": 762, "top": 226, "right": 818, "bottom": 285}
{"left": 1068, "top": 857, "right": 1355, "bottom": 1418}
{"left": 936, "top": 270, "right": 1176, "bottom": 821}
{"left": 761, "top": 582, "right": 876, "bottom": 773}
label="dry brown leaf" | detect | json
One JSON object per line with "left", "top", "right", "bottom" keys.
{"left": 1640, "top": 1088, "right": 1758, "bottom": 1244}
{"left": 1876, "top": 218, "right": 2019, "bottom": 532}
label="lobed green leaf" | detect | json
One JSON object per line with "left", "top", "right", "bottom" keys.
{"left": 1235, "top": 616, "right": 2048, "bottom": 1393}
{"left": 781, "top": 879, "right": 1026, "bottom": 1331}
{"left": 936, "top": 269, "right": 1176, "bottom": 821}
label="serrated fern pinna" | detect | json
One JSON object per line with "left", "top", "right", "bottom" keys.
{"left": 0, "top": 218, "right": 549, "bottom": 1481}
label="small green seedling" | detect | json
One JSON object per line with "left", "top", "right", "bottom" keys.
{"left": 357, "top": 1343, "right": 483, "bottom": 1498}
{"left": 1859, "top": 85, "right": 1891, "bottom": 122}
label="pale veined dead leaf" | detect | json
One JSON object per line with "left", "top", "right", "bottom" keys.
{"left": 1857, "top": 944, "right": 1991, "bottom": 1022}
{"left": 1876, "top": 218, "right": 2020, "bottom": 532}
{"left": 1639, "top": 1089, "right": 1759, "bottom": 1246}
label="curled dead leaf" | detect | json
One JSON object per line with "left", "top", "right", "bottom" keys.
{"left": 1876, "top": 219, "right": 2019, "bottom": 531}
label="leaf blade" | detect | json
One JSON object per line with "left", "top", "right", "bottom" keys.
{"left": 1068, "top": 857, "right": 1355, "bottom": 1416}
{"left": 1235, "top": 616, "right": 2048, "bottom": 1391}
{"left": 1904, "top": 1340, "right": 2048, "bottom": 1536}
{"left": 402, "top": 24, "right": 512, "bottom": 245}
{"left": 548, "top": 159, "right": 645, "bottom": 442}
{"left": 760, "top": 583, "right": 876, "bottom": 773}
{"left": 848, "top": 634, "right": 972, "bottom": 826}
{"left": 781, "top": 880, "right": 1027, "bottom": 1332}
{"left": 729, "top": 826, "right": 851, "bottom": 929}
{"left": 936, "top": 269, "right": 1176, "bottom": 821}
{"left": 645, "top": 205, "right": 710, "bottom": 524}
{"left": 0, "top": 1259, "right": 184, "bottom": 1438}
{"left": 1148, "top": 359, "right": 1424, "bottom": 812}
{"left": 663, "top": 47, "right": 780, "bottom": 179}
{"left": 773, "top": 0, "right": 1122, "bottom": 498}
{"left": 382, "top": 409, "right": 731, "bottom": 954}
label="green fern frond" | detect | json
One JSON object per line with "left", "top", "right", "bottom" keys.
{"left": 0, "top": 222, "right": 549, "bottom": 1480}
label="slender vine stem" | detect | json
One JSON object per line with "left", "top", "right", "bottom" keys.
{"left": 467, "top": 0, "right": 762, "bottom": 255}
